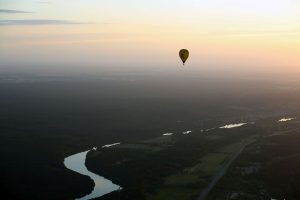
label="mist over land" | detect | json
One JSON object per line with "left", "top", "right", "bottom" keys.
{"left": 1, "top": 67, "right": 300, "bottom": 199}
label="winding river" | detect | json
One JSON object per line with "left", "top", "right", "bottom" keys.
{"left": 64, "top": 149, "right": 121, "bottom": 200}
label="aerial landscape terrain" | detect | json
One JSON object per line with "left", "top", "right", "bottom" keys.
{"left": 1, "top": 0, "right": 300, "bottom": 200}
{"left": 1, "top": 73, "right": 300, "bottom": 200}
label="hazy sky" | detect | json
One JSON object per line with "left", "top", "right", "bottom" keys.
{"left": 1, "top": 0, "right": 300, "bottom": 74}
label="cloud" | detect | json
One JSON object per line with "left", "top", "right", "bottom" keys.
{"left": 0, "top": 9, "right": 33, "bottom": 14}
{"left": 205, "top": 29, "right": 300, "bottom": 37}
{"left": 0, "top": 20, "right": 88, "bottom": 26}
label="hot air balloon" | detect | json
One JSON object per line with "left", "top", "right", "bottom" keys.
{"left": 179, "top": 49, "right": 189, "bottom": 65}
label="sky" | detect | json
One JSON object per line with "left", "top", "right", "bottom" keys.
{"left": 1, "top": 0, "right": 300, "bottom": 75}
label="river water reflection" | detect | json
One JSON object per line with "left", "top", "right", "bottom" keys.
{"left": 64, "top": 150, "right": 121, "bottom": 200}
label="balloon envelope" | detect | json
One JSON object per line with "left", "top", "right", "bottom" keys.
{"left": 179, "top": 49, "right": 189, "bottom": 65}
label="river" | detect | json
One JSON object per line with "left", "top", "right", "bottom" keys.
{"left": 64, "top": 149, "right": 121, "bottom": 200}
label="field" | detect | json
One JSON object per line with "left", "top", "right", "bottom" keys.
{"left": 87, "top": 123, "right": 260, "bottom": 200}
{"left": 87, "top": 117, "right": 300, "bottom": 200}
{"left": 208, "top": 120, "right": 300, "bottom": 200}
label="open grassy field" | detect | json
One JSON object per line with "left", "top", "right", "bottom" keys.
{"left": 148, "top": 139, "right": 254, "bottom": 200}
{"left": 85, "top": 115, "right": 300, "bottom": 200}
{"left": 147, "top": 187, "right": 199, "bottom": 200}
{"left": 208, "top": 120, "right": 300, "bottom": 200}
